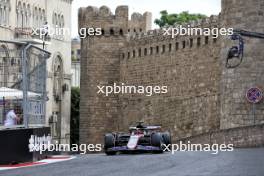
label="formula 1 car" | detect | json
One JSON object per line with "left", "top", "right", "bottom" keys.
{"left": 104, "top": 122, "right": 171, "bottom": 155}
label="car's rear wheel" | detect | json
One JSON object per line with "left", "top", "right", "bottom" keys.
{"left": 104, "top": 133, "right": 117, "bottom": 155}
{"left": 162, "top": 132, "right": 171, "bottom": 145}
{"left": 151, "top": 132, "right": 164, "bottom": 153}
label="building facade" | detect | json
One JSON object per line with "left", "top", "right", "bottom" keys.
{"left": 79, "top": 0, "right": 264, "bottom": 145}
{"left": 71, "top": 38, "right": 80, "bottom": 87}
{"left": 0, "top": 0, "right": 72, "bottom": 144}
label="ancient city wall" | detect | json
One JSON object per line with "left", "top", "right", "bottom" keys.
{"left": 79, "top": 0, "right": 264, "bottom": 145}
{"left": 119, "top": 16, "right": 221, "bottom": 141}
{"left": 220, "top": 0, "right": 264, "bottom": 129}
{"left": 78, "top": 6, "right": 128, "bottom": 145}
{"left": 177, "top": 123, "right": 264, "bottom": 148}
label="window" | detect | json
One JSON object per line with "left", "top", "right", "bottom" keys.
{"left": 16, "top": 2, "right": 22, "bottom": 27}
{"left": 213, "top": 35, "right": 217, "bottom": 43}
{"left": 110, "top": 28, "right": 114, "bottom": 35}
{"left": 3, "top": 0, "right": 10, "bottom": 25}
{"left": 205, "top": 36, "right": 209, "bottom": 44}
{"left": 156, "top": 46, "right": 159, "bottom": 54}
{"left": 190, "top": 39, "right": 193, "bottom": 48}
{"left": 26, "top": 5, "right": 31, "bottom": 27}
{"left": 133, "top": 50, "right": 135, "bottom": 58}
{"left": 144, "top": 48, "right": 147, "bottom": 56}
{"left": 197, "top": 37, "right": 201, "bottom": 47}
{"left": 34, "top": 7, "right": 38, "bottom": 27}
{"left": 169, "top": 43, "right": 172, "bottom": 52}
{"left": 138, "top": 48, "right": 141, "bottom": 57}
{"left": 0, "top": 7, "right": 3, "bottom": 24}
{"left": 119, "top": 29, "right": 123, "bottom": 35}
{"left": 77, "top": 49, "right": 81, "bottom": 55}
{"left": 150, "top": 47, "right": 153, "bottom": 55}
{"left": 162, "top": 45, "right": 165, "bottom": 53}
{"left": 127, "top": 52, "right": 130, "bottom": 59}
{"left": 182, "top": 41, "right": 186, "bottom": 49}
{"left": 175, "top": 42, "right": 179, "bottom": 51}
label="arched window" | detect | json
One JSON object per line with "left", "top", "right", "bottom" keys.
{"left": 54, "top": 13, "right": 57, "bottom": 26}
{"left": 42, "top": 9, "right": 45, "bottom": 24}
{"left": 22, "top": 3, "right": 26, "bottom": 27}
{"left": 0, "top": 4, "right": 3, "bottom": 24}
{"left": 61, "top": 15, "right": 64, "bottom": 27}
{"left": 26, "top": 4, "right": 31, "bottom": 27}
{"left": 3, "top": 7, "right": 6, "bottom": 25}
{"left": 16, "top": 2, "right": 22, "bottom": 27}
{"left": 5, "top": 0, "right": 10, "bottom": 25}
{"left": 39, "top": 8, "right": 42, "bottom": 26}
{"left": 57, "top": 14, "right": 60, "bottom": 27}
{"left": 34, "top": 7, "right": 37, "bottom": 27}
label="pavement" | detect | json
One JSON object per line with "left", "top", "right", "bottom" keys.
{"left": 0, "top": 148, "right": 264, "bottom": 176}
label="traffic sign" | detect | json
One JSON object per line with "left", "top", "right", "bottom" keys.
{"left": 246, "top": 87, "right": 263, "bottom": 104}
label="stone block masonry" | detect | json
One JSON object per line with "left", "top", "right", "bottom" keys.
{"left": 79, "top": 0, "right": 264, "bottom": 145}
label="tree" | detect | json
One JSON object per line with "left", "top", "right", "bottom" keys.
{"left": 154, "top": 10, "right": 207, "bottom": 28}
{"left": 70, "top": 87, "right": 80, "bottom": 145}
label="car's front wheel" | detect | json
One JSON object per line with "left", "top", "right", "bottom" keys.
{"left": 104, "top": 133, "right": 117, "bottom": 155}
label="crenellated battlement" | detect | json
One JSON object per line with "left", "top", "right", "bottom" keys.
{"left": 120, "top": 15, "right": 220, "bottom": 60}
{"left": 78, "top": 5, "right": 152, "bottom": 36}
{"left": 127, "top": 15, "right": 219, "bottom": 40}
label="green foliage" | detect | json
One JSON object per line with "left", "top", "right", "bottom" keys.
{"left": 70, "top": 87, "right": 80, "bottom": 145}
{"left": 154, "top": 10, "right": 207, "bottom": 27}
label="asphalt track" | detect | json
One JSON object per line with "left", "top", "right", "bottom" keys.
{"left": 1, "top": 148, "right": 264, "bottom": 176}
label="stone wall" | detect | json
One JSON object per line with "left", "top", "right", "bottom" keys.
{"left": 119, "top": 17, "right": 221, "bottom": 140}
{"left": 220, "top": 0, "right": 264, "bottom": 129}
{"left": 79, "top": 1, "right": 264, "bottom": 145}
{"left": 79, "top": 6, "right": 129, "bottom": 145}
{"left": 177, "top": 124, "right": 264, "bottom": 148}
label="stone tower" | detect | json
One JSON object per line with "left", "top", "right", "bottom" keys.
{"left": 220, "top": 0, "right": 264, "bottom": 129}
{"left": 78, "top": 6, "right": 152, "bottom": 145}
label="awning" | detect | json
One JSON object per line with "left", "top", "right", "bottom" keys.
{"left": 0, "top": 87, "right": 41, "bottom": 100}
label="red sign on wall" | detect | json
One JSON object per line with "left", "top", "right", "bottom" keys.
{"left": 246, "top": 87, "right": 263, "bottom": 104}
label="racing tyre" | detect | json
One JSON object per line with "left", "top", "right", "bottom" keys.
{"left": 151, "top": 132, "right": 164, "bottom": 153}
{"left": 104, "top": 133, "right": 117, "bottom": 155}
{"left": 162, "top": 132, "right": 171, "bottom": 145}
